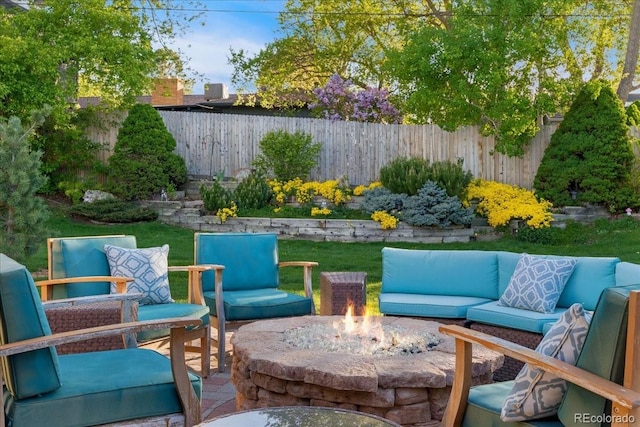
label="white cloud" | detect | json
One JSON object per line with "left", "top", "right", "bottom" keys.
{"left": 164, "top": 12, "right": 279, "bottom": 94}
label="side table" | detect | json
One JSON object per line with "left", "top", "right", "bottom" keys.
{"left": 320, "top": 271, "right": 367, "bottom": 315}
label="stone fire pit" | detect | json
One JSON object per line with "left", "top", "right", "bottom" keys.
{"left": 231, "top": 316, "right": 503, "bottom": 427}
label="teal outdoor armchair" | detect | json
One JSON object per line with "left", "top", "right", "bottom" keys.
{"left": 0, "top": 253, "right": 202, "bottom": 427}
{"left": 43, "top": 235, "right": 212, "bottom": 377}
{"left": 439, "top": 285, "right": 640, "bottom": 427}
{"left": 193, "top": 232, "right": 317, "bottom": 372}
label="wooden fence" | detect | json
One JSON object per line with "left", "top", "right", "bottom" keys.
{"left": 86, "top": 112, "right": 640, "bottom": 189}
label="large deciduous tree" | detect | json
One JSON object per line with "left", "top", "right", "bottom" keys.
{"left": 0, "top": 0, "right": 202, "bottom": 122}
{"left": 388, "top": 0, "right": 634, "bottom": 156}
{"left": 229, "top": 0, "right": 449, "bottom": 107}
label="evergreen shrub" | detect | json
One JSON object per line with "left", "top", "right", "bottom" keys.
{"left": 107, "top": 104, "right": 187, "bottom": 200}
{"left": 200, "top": 180, "right": 233, "bottom": 212}
{"left": 534, "top": 81, "right": 639, "bottom": 212}
{"left": 233, "top": 172, "right": 273, "bottom": 209}
{"left": 69, "top": 199, "right": 158, "bottom": 223}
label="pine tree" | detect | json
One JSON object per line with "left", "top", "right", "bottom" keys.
{"left": 107, "top": 104, "right": 187, "bottom": 200}
{"left": 534, "top": 81, "right": 639, "bottom": 212}
{"left": 0, "top": 110, "right": 50, "bottom": 260}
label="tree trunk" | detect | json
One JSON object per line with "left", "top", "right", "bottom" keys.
{"left": 617, "top": 0, "right": 640, "bottom": 102}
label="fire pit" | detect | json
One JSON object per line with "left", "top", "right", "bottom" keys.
{"left": 231, "top": 314, "right": 503, "bottom": 427}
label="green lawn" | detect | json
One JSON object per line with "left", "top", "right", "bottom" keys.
{"left": 21, "top": 206, "right": 640, "bottom": 315}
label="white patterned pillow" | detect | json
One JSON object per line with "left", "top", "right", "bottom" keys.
{"left": 498, "top": 254, "right": 577, "bottom": 313}
{"left": 104, "top": 244, "right": 174, "bottom": 305}
{"left": 501, "top": 303, "right": 592, "bottom": 421}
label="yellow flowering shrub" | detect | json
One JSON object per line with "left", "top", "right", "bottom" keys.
{"left": 268, "top": 178, "right": 352, "bottom": 206}
{"left": 353, "top": 181, "right": 382, "bottom": 196}
{"left": 467, "top": 179, "right": 553, "bottom": 229}
{"left": 311, "top": 207, "right": 332, "bottom": 216}
{"left": 215, "top": 201, "right": 238, "bottom": 222}
{"left": 371, "top": 210, "right": 399, "bottom": 229}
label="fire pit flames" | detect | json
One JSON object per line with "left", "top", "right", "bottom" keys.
{"left": 284, "top": 304, "right": 440, "bottom": 357}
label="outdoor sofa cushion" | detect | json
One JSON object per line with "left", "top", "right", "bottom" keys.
{"left": 378, "top": 294, "right": 492, "bottom": 319}
{"left": 466, "top": 302, "right": 564, "bottom": 334}
{"left": 203, "top": 288, "right": 312, "bottom": 321}
{"left": 5, "top": 349, "right": 202, "bottom": 427}
{"left": 0, "top": 254, "right": 62, "bottom": 399}
{"left": 381, "top": 248, "right": 499, "bottom": 299}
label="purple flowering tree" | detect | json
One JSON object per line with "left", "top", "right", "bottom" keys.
{"left": 309, "top": 74, "right": 402, "bottom": 124}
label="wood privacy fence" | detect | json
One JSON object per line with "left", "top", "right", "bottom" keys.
{"left": 87, "top": 112, "right": 640, "bottom": 189}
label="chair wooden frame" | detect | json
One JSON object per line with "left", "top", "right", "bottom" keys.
{"left": 0, "top": 316, "right": 202, "bottom": 427}
{"left": 193, "top": 261, "right": 317, "bottom": 372}
{"left": 42, "top": 236, "right": 214, "bottom": 377}
{"left": 439, "top": 290, "right": 640, "bottom": 427}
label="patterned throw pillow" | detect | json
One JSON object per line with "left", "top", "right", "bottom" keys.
{"left": 498, "top": 254, "right": 577, "bottom": 313}
{"left": 104, "top": 244, "right": 174, "bottom": 305}
{"left": 501, "top": 303, "right": 592, "bottom": 421}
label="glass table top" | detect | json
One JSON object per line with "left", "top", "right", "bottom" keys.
{"left": 199, "top": 406, "right": 402, "bottom": 427}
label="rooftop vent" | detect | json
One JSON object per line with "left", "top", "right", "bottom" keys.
{"left": 205, "top": 83, "right": 229, "bottom": 100}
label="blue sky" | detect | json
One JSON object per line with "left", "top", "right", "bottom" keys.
{"left": 166, "top": 0, "right": 286, "bottom": 94}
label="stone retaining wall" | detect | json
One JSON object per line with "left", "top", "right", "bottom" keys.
{"left": 140, "top": 200, "right": 482, "bottom": 243}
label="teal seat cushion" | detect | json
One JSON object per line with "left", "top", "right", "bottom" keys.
{"left": 59, "top": 236, "right": 137, "bottom": 297}
{"left": 137, "top": 303, "right": 210, "bottom": 342}
{"left": 0, "top": 254, "right": 62, "bottom": 399}
{"left": 204, "top": 289, "right": 312, "bottom": 321}
{"left": 4, "top": 348, "right": 201, "bottom": 427}
{"left": 379, "top": 293, "right": 492, "bottom": 318}
{"left": 462, "top": 381, "right": 563, "bottom": 427}
{"left": 467, "top": 301, "right": 563, "bottom": 333}
{"left": 195, "top": 232, "right": 280, "bottom": 292}
{"left": 381, "top": 248, "right": 499, "bottom": 299}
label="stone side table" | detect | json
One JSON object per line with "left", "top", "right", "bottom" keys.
{"left": 320, "top": 271, "right": 367, "bottom": 316}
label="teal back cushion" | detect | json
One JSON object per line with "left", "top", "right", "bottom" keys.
{"left": 0, "top": 254, "right": 61, "bottom": 399}
{"left": 58, "top": 236, "right": 137, "bottom": 297}
{"left": 557, "top": 284, "right": 640, "bottom": 426}
{"left": 554, "top": 256, "right": 619, "bottom": 310}
{"left": 381, "top": 248, "right": 499, "bottom": 299}
{"left": 195, "top": 233, "right": 279, "bottom": 292}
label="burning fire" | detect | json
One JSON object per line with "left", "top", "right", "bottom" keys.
{"left": 283, "top": 302, "right": 440, "bottom": 357}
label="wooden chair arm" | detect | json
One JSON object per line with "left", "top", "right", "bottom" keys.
{"left": 181, "top": 264, "right": 224, "bottom": 305}
{"left": 0, "top": 317, "right": 200, "bottom": 358}
{"left": 438, "top": 324, "right": 640, "bottom": 426}
{"left": 279, "top": 261, "right": 318, "bottom": 314}
{"left": 42, "top": 292, "right": 142, "bottom": 309}
{"left": 36, "top": 276, "right": 133, "bottom": 301}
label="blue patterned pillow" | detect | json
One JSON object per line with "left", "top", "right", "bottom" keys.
{"left": 501, "top": 303, "right": 592, "bottom": 421}
{"left": 498, "top": 254, "right": 577, "bottom": 313}
{"left": 104, "top": 244, "right": 174, "bottom": 305}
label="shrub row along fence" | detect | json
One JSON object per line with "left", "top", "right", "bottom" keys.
{"left": 86, "top": 112, "right": 640, "bottom": 188}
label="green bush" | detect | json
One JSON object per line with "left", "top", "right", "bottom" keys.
{"left": 252, "top": 130, "right": 321, "bottom": 181}
{"left": 69, "top": 200, "right": 158, "bottom": 223}
{"left": 534, "top": 80, "right": 639, "bottom": 212}
{"left": 380, "top": 157, "right": 431, "bottom": 196}
{"left": 233, "top": 172, "right": 273, "bottom": 209}
{"left": 107, "top": 104, "right": 187, "bottom": 200}
{"left": 380, "top": 157, "right": 473, "bottom": 198}
{"left": 626, "top": 101, "right": 640, "bottom": 127}
{"left": 200, "top": 180, "right": 233, "bottom": 212}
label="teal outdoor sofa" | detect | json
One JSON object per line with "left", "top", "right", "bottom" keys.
{"left": 0, "top": 253, "right": 202, "bottom": 427}
{"left": 42, "top": 235, "right": 212, "bottom": 377}
{"left": 379, "top": 248, "right": 640, "bottom": 379}
{"left": 194, "top": 232, "right": 317, "bottom": 372}
{"left": 438, "top": 284, "right": 640, "bottom": 427}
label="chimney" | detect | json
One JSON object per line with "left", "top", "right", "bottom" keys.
{"left": 151, "top": 78, "right": 184, "bottom": 106}
{"left": 204, "top": 83, "right": 229, "bottom": 100}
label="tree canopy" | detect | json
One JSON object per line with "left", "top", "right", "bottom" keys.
{"left": 0, "top": 0, "right": 202, "bottom": 122}
{"left": 231, "top": 0, "right": 639, "bottom": 156}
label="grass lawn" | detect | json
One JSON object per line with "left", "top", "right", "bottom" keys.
{"left": 21, "top": 204, "right": 640, "bottom": 315}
